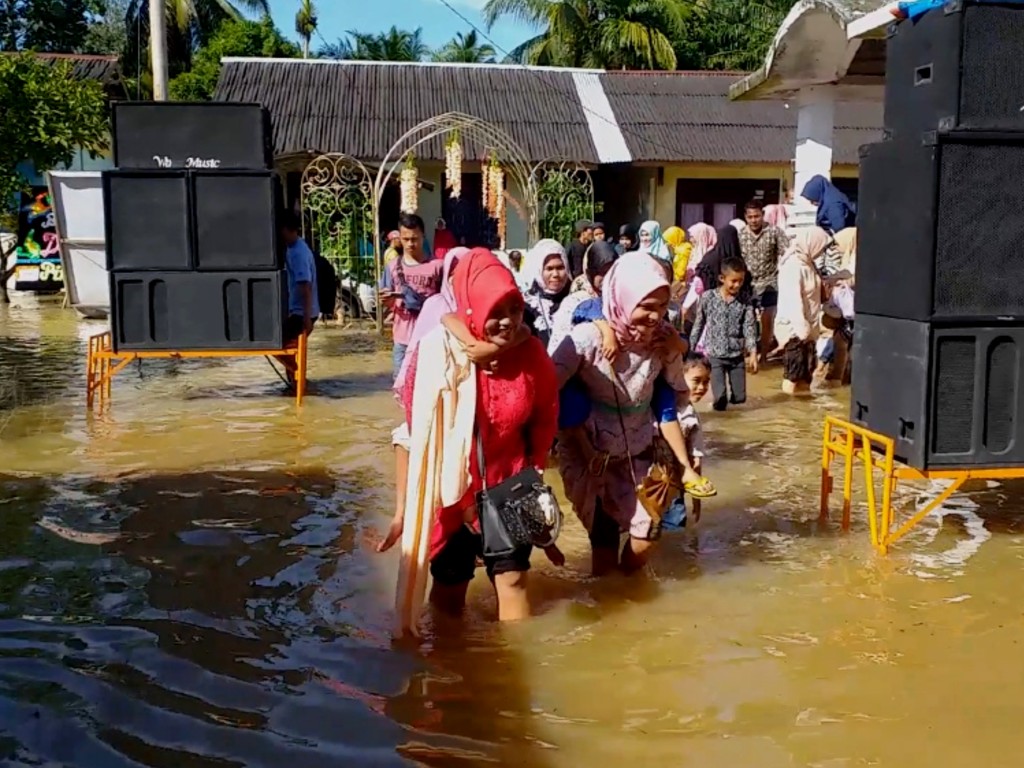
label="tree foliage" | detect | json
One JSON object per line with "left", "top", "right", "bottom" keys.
{"left": 123, "top": 0, "right": 270, "bottom": 83}
{"left": 485, "top": 0, "right": 686, "bottom": 70}
{"left": 169, "top": 17, "right": 298, "bottom": 100}
{"left": 486, "top": 0, "right": 790, "bottom": 70}
{"left": 0, "top": 53, "right": 108, "bottom": 299}
{"left": 674, "top": 0, "right": 793, "bottom": 71}
{"left": 81, "top": 0, "right": 131, "bottom": 57}
{"left": 318, "top": 26, "right": 429, "bottom": 62}
{"left": 0, "top": 0, "right": 92, "bottom": 53}
{"left": 431, "top": 31, "right": 496, "bottom": 63}
{"left": 294, "top": 0, "right": 317, "bottom": 59}
{"left": 0, "top": 53, "right": 108, "bottom": 205}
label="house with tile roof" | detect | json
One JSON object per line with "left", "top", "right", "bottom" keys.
{"left": 214, "top": 57, "right": 883, "bottom": 247}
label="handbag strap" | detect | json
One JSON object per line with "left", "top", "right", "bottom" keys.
{"left": 609, "top": 368, "right": 641, "bottom": 490}
{"left": 474, "top": 424, "right": 488, "bottom": 492}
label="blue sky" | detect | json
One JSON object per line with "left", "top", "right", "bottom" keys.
{"left": 266, "top": 0, "right": 536, "bottom": 55}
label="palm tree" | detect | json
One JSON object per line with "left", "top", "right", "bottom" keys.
{"left": 295, "top": 0, "right": 317, "bottom": 59}
{"left": 322, "top": 26, "right": 429, "bottom": 61}
{"left": 125, "top": 0, "right": 271, "bottom": 76}
{"left": 483, "top": 0, "right": 683, "bottom": 70}
{"left": 431, "top": 30, "right": 496, "bottom": 63}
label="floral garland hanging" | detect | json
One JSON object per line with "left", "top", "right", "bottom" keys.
{"left": 481, "top": 157, "right": 491, "bottom": 213}
{"left": 487, "top": 152, "right": 503, "bottom": 219}
{"left": 399, "top": 152, "right": 418, "bottom": 213}
{"left": 444, "top": 131, "right": 463, "bottom": 199}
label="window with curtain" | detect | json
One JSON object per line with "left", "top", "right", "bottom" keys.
{"left": 678, "top": 204, "right": 704, "bottom": 230}
{"left": 713, "top": 203, "right": 736, "bottom": 229}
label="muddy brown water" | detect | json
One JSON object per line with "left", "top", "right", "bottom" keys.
{"left": 2, "top": 296, "right": 1024, "bottom": 767}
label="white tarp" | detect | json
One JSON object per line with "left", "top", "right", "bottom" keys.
{"left": 47, "top": 171, "right": 109, "bottom": 317}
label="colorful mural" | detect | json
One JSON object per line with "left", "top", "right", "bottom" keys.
{"left": 14, "top": 189, "right": 63, "bottom": 291}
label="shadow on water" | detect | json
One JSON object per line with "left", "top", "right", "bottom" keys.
{"left": 0, "top": 470, "right": 556, "bottom": 768}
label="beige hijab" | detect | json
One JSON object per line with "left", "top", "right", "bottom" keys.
{"left": 834, "top": 228, "right": 857, "bottom": 276}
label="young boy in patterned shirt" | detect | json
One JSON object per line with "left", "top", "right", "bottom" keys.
{"left": 689, "top": 256, "right": 759, "bottom": 411}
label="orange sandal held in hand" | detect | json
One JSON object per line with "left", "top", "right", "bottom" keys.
{"left": 684, "top": 476, "right": 718, "bottom": 499}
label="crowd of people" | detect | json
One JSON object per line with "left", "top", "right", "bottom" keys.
{"left": 357, "top": 174, "right": 858, "bottom": 636}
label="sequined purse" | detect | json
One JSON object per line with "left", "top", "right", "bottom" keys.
{"left": 475, "top": 430, "right": 562, "bottom": 557}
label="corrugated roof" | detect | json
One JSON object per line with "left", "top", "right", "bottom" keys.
{"left": 214, "top": 58, "right": 601, "bottom": 164}
{"left": 602, "top": 70, "right": 882, "bottom": 164}
{"left": 214, "top": 59, "right": 884, "bottom": 167}
{"left": 28, "top": 53, "right": 121, "bottom": 85}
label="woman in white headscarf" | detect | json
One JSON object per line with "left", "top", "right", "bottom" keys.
{"left": 522, "top": 238, "right": 572, "bottom": 346}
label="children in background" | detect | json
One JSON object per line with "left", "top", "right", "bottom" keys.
{"left": 689, "top": 256, "right": 758, "bottom": 411}
{"left": 560, "top": 291, "right": 717, "bottom": 498}
{"left": 814, "top": 269, "right": 855, "bottom": 387}
{"left": 663, "top": 354, "right": 712, "bottom": 530}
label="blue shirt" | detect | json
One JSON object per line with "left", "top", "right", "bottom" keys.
{"left": 285, "top": 238, "right": 320, "bottom": 319}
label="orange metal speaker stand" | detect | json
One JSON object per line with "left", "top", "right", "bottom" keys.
{"left": 85, "top": 331, "right": 308, "bottom": 409}
{"left": 820, "top": 415, "right": 1024, "bottom": 554}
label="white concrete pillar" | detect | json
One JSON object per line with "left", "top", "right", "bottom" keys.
{"left": 791, "top": 86, "right": 836, "bottom": 229}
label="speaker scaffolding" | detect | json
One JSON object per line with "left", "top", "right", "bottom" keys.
{"left": 819, "top": 415, "right": 1024, "bottom": 554}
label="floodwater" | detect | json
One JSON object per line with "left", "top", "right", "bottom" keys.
{"left": 3, "top": 296, "right": 1024, "bottom": 768}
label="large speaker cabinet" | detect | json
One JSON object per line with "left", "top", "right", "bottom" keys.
{"left": 851, "top": 314, "right": 1024, "bottom": 469}
{"left": 856, "top": 133, "right": 1024, "bottom": 322}
{"left": 111, "top": 271, "right": 287, "bottom": 352}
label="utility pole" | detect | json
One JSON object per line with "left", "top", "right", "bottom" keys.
{"left": 149, "top": 0, "right": 168, "bottom": 100}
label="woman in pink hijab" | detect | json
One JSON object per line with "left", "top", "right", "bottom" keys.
{"left": 764, "top": 204, "right": 789, "bottom": 231}
{"left": 393, "top": 247, "right": 470, "bottom": 397}
{"left": 550, "top": 253, "right": 692, "bottom": 576}
{"left": 681, "top": 223, "right": 718, "bottom": 317}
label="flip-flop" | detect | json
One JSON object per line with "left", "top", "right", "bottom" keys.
{"left": 684, "top": 477, "right": 718, "bottom": 499}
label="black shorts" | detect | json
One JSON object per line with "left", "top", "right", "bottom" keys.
{"left": 752, "top": 287, "right": 778, "bottom": 310}
{"left": 782, "top": 338, "right": 815, "bottom": 383}
{"left": 429, "top": 525, "right": 532, "bottom": 585}
{"left": 283, "top": 315, "right": 315, "bottom": 345}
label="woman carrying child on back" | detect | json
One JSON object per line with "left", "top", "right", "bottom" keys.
{"left": 380, "top": 250, "right": 560, "bottom": 634}
{"left": 551, "top": 253, "right": 713, "bottom": 576}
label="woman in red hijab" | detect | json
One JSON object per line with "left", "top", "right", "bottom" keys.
{"left": 432, "top": 217, "right": 458, "bottom": 261}
{"left": 399, "top": 249, "right": 559, "bottom": 621}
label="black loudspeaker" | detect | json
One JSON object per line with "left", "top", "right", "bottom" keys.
{"left": 852, "top": 313, "right": 1024, "bottom": 469}
{"left": 884, "top": 1, "right": 1024, "bottom": 139}
{"left": 112, "top": 102, "right": 272, "bottom": 170}
{"left": 104, "top": 170, "right": 193, "bottom": 271}
{"left": 856, "top": 133, "right": 1024, "bottom": 322}
{"left": 192, "top": 171, "right": 281, "bottom": 270}
{"left": 111, "top": 271, "right": 286, "bottom": 352}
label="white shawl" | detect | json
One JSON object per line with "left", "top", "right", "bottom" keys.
{"left": 394, "top": 326, "right": 477, "bottom": 637}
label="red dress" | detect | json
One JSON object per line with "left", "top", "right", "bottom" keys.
{"left": 432, "top": 228, "right": 458, "bottom": 262}
{"left": 402, "top": 335, "right": 558, "bottom": 559}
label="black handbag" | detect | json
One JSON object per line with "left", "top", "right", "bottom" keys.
{"left": 475, "top": 429, "right": 562, "bottom": 558}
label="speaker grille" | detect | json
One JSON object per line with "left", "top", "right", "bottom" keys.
{"left": 960, "top": 5, "right": 1024, "bottom": 130}
{"left": 934, "top": 142, "right": 1024, "bottom": 317}
{"left": 932, "top": 336, "right": 975, "bottom": 455}
{"left": 984, "top": 336, "right": 1017, "bottom": 453}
